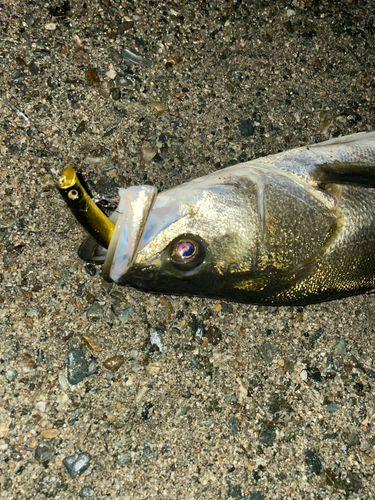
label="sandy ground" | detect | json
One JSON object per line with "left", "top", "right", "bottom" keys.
{"left": 1, "top": 0, "right": 375, "bottom": 498}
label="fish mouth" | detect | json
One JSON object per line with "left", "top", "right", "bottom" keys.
{"left": 102, "top": 185, "right": 158, "bottom": 282}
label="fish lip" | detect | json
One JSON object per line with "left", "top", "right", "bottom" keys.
{"left": 102, "top": 185, "right": 158, "bottom": 282}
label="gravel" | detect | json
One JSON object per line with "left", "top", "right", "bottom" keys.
{"left": 1, "top": 0, "right": 375, "bottom": 498}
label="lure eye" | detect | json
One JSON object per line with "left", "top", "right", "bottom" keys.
{"left": 68, "top": 189, "right": 79, "bottom": 200}
{"left": 171, "top": 239, "right": 201, "bottom": 264}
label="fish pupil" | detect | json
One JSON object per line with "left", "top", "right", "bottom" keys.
{"left": 177, "top": 241, "right": 195, "bottom": 258}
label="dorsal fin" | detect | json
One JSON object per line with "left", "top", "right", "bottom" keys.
{"left": 314, "top": 162, "right": 375, "bottom": 188}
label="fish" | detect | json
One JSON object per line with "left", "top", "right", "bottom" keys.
{"left": 56, "top": 132, "right": 375, "bottom": 306}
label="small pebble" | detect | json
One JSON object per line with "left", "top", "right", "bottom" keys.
{"left": 238, "top": 119, "right": 254, "bottom": 137}
{"left": 334, "top": 338, "right": 348, "bottom": 361}
{"left": 35, "top": 442, "right": 55, "bottom": 463}
{"left": 150, "top": 329, "right": 164, "bottom": 352}
{"left": 86, "top": 302, "right": 103, "bottom": 321}
{"left": 258, "top": 341, "right": 277, "bottom": 365}
{"left": 44, "top": 22, "right": 56, "bottom": 30}
{"left": 343, "top": 431, "right": 359, "bottom": 447}
{"left": 204, "top": 326, "right": 222, "bottom": 345}
{"left": 69, "top": 409, "right": 80, "bottom": 426}
{"left": 25, "top": 14, "right": 34, "bottom": 26}
{"left": 103, "top": 355, "right": 124, "bottom": 372}
{"left": 85, "top": 68, "right": 100, "bottom": 87}
{"left": 40, "top": 429, "right": 59, "bottom": 439}
{"left": 67, "top": 349, "right": 88, "bottom": 385}
{"left": 326, "top": 401, "right": 338, "bottom": 413}
{"left": 106, "top": 69, "right": 116, "bottom": 79}
{"left": 140, "top": 141, "right": 157, "bottom": 162}
{"left": 0, "top": 424, "right": 9, "bottom": 436}
{"left": 259, "top": 424, "right": 276, "bottom": 447}
{"left": 63, "top": 452, "right": 91, "bottom": 479}
{"left": 121, "top": 47, "right": 152, "bottom": 67}
{"left": 146, "top": 362, "right": 160, "bottom": 375}
{"left": 86, "top": 293, "right": 96, "bottom": 304}
{"left": 28, "top": 60, "right": 39, "bottom": 75}
{"left": 305, "top": 449, "right": 322, "bottom": 475}
{"left": 85, "top": 264, "right": 96, "bottom": 276}
{"left": 118, "top": 18, "right": 134, "bottom": 33}
{"left": 117, "top": 306, "right": 133, "bottom": 321}
{"left": 5, "top": 369, "right": 18, "bottom": 382}
{"left": 82, "top": 335, "right": 102, "bottom": 352}
{"left": 228, "top": 417, "right": 239, "bottom": 436}
{"left": 99, "top": 81, "right": 111, "bottom": 99}
{"left": 87, "top": 357, "right": 98, "bottom": 376}
{"left": 36, "top": 348, "right": 44, "bottom": 364}
{"left": 150, "top": 101, "right": 168, "bottom": 114}
{"left": 116, "top": 452, "right": 132, "bottom": 466}
{"left": 79, "top": 485, "right": 95, "bottom": 498}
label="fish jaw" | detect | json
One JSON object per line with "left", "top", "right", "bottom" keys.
{"left": 102, "top": 185, "right": 157, "bottom": 282}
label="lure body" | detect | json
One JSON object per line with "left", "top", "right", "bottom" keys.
{"left": 58, "top": 132, "right": 375, "bottom": 305}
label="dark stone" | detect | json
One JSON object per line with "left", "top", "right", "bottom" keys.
{"left": 86, "top": 303, "right": 103, "bottom": 321}
{"left": 67, "top": 349, "right": 87, "bottom": 385}
{"left": 47, "top": 76, "right": 56, "bottom": 89}
{"left": 204, "top": 326, "right": 222, "bottom": 345}
{"left": 305, "top": 449, "right": 322, "bottom": 475}
{"left": 190, "top": 317, "right": 205, "bottom": 338}
{"left": 87, "top": 357, "right": 98, "bottom": 376}
{"left": 323, "top": 432, "right": 338, "bottom": 440}
{"left": 85, "top": 264, "right": 96, "bottom": 276}
{"left": 307, "top": 366, "right": 322, "bottom": 382}
{"left": 152, "top": 153, "right": 163, "bottom": 162}
{"left": 309, "top": 327, "right": 323, "bottom": 347}
{"left": 118, "top": 20, "right": 134, "bottom": 33}
{"left": 35, "top": 442, "right": 55, "bottom": 463}
{"left": 353, "top": 381, "right": 364, "bottom": 394}
{"left": 142, "top": 402, "right": 153, "bottom": 421}
{"left": 238, "top": 119, "right": 254, "bottom": 137}
{"left": 250, "top": 493, "right": 265, "bottom": 500}
{"left": 108, "top": 47, "right": 120, "bottom": 63}
{"left": 49, "top": 0, "right": 70, "bottom": 17}
{"left": 76, "top": 121, "right": 87, "bottom": 134}
{"left": 326, "top": 401, "right": 338, "bottom": 413}
{"left": 259, "top": 424, "right": 276, "bottom": 447}
{"left": 69, "top": 409, "right": 80, "bottom": 426}
{"left": 63, "top": 453, "right": 91, "bottom": 479}
{"left": 342, "top": 431, "right": 359, "bottom": 447}
{"left": 116, "top": 452, "right": 131, "bottom": 465}
{"left": 258, "top": 341, "right": 277, "bottom": 364}
{"left": 142, "top": 444, "right": 152, "bottom": 459}
{"left": 79, "top": 485, "right": 95, "bottom": 498}
{"left": 228, "top": 484, "right": 242, "bottom": 498}
{"left": 28, "top": 60, "right": 39, "bottom": 75}
{"left": 345, "top": 470, "right": 362, "bottom": 493}
{"left": 228, "top": 417, "right": 239, "bottom": 436}
{"left": 37, "top": 349, "right": 44, "bottom": 364}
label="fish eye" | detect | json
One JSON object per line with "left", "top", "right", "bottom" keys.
{"left": 68, "top": 189, "right": 79, "bottom": 200}
{"left": 171, "top": 239, "right": 201, "bottom": 264}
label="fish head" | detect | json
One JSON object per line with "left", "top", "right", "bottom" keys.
{"left": 104, "top": 173, "right": 262, "bottom": 299}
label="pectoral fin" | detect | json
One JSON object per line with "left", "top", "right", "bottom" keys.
{"left": 314, "top": 162, "right": 375, "bottom": 188}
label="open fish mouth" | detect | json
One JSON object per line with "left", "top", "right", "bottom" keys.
{"left": 102, "top": 185, "right": 157, "bottom": 282}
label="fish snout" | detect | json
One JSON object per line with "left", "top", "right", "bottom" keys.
{"left": 102, "top": 185, "right": 157, "bottom": 282}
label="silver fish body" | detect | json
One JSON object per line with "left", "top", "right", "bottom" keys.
{"left": 85, "top": 132, "right": 375, "bottom": 305}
